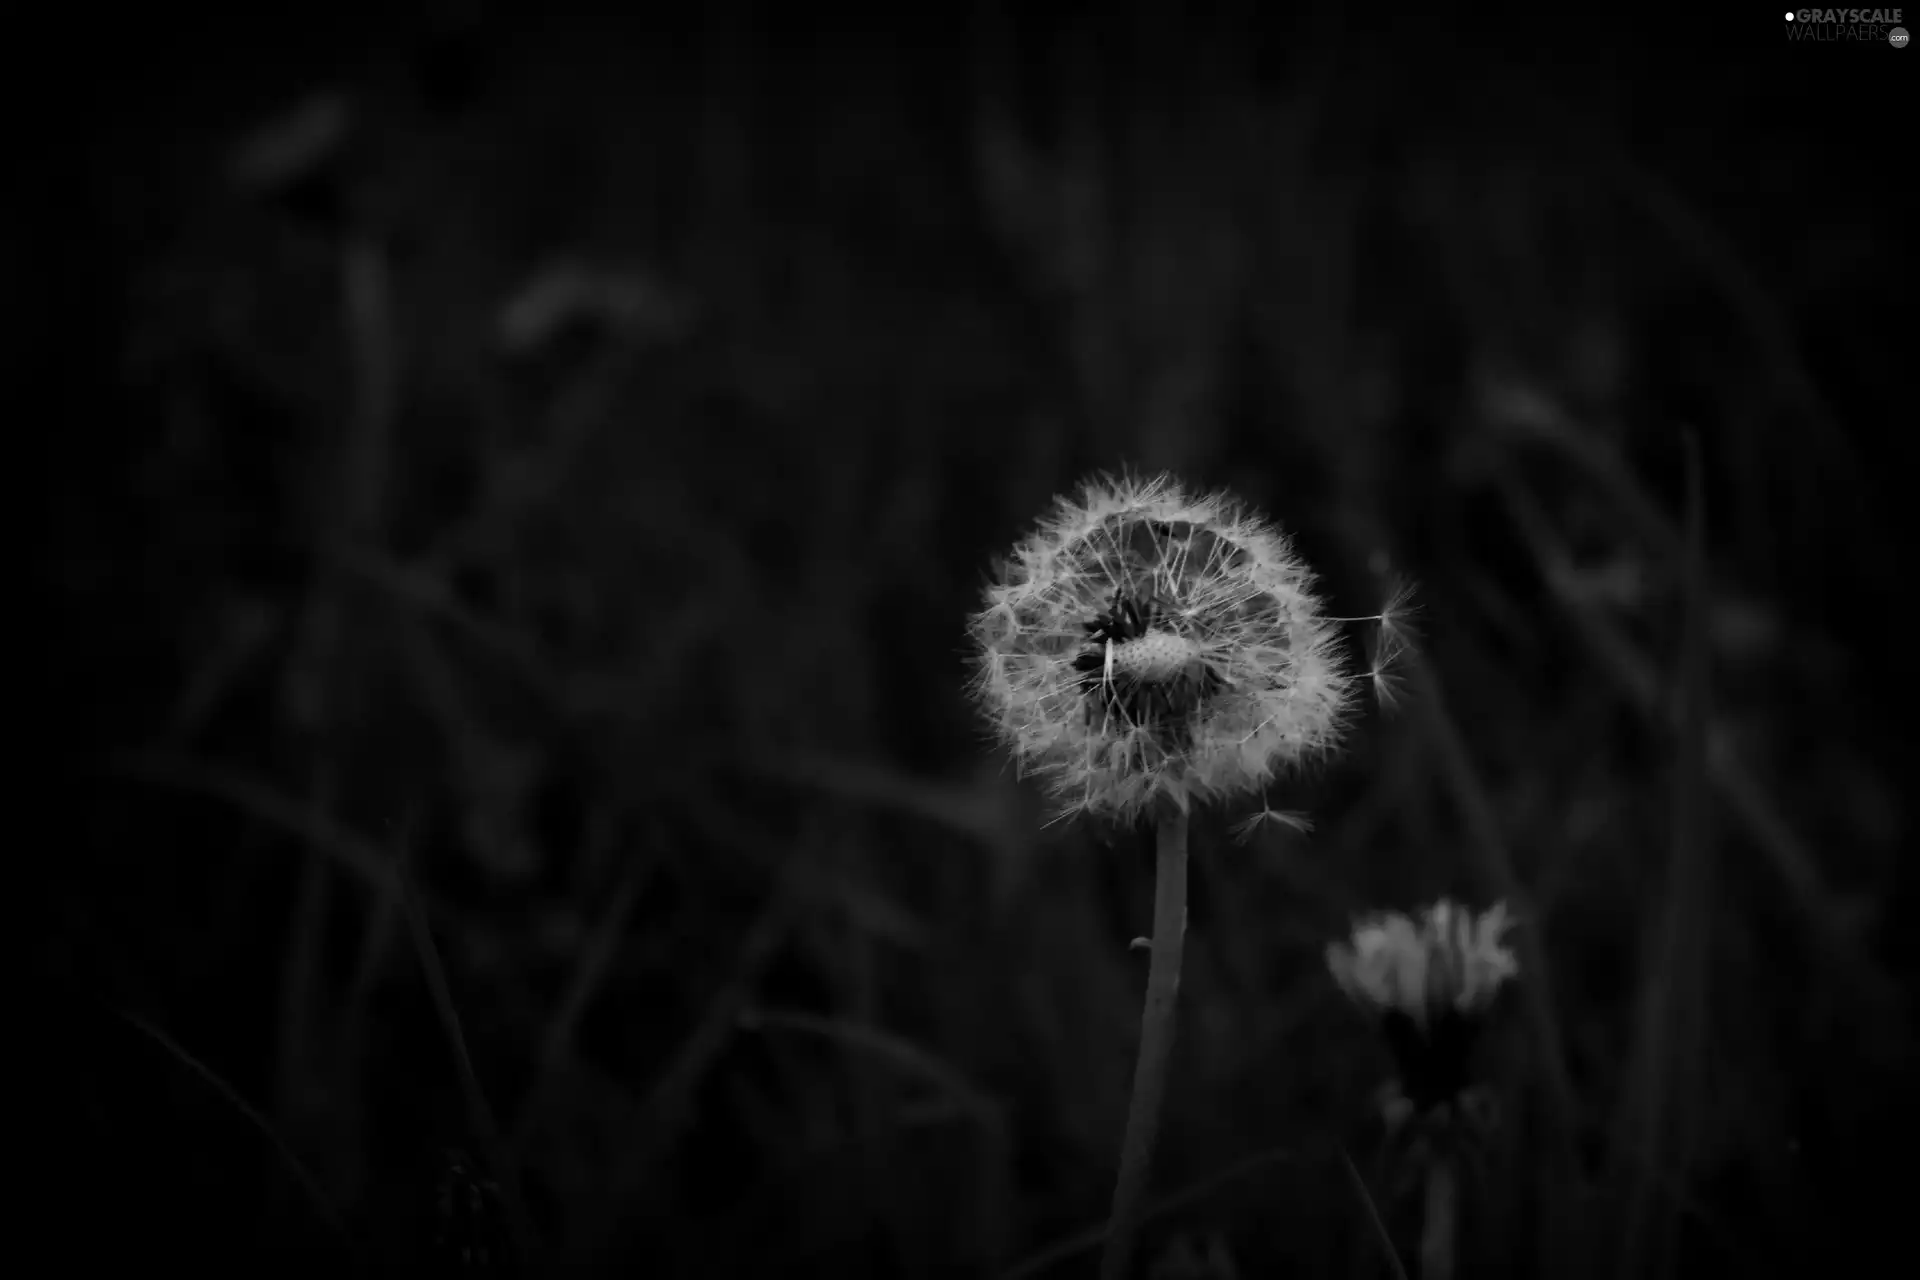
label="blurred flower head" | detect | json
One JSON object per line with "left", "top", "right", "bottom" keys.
{"left": 967, "top": 472, "right": 1353, "bottom": 824}
{"left": 1327, "top": 900, "right": 1518, "bottom": 1114}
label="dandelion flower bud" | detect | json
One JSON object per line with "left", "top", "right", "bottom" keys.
{"left": 967, "top": 472, "right": 1353, "bottom": 824}
{"left": 1326, "top": 900, "right": 1518, "bottom": 1115}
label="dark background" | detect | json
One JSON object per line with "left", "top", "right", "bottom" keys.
{"left": 30, "top": 6, "right": 1915, "bottom": 1277}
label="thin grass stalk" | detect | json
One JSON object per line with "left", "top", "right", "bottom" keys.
{"left": 1496, "top": 472, "right": 1881, "bottom": 998}
{"left": 395, "top": 827, "right": 540, "bottom": 1273}
{"left": 1617, "top": 432, "right": 1714, "bottom": 1278}
{"left": 270, "top": 230, "right": 399, "bottom": 1223}
{"left": 117, "top": 1008, "right": 361, "bottom": 1266}
{"left": 511, "top": 855, "right": 646, "bottom": 1156}
{"left": 1007, "top": 1144, "right": 1307, "bottom": 1280}
{"left": 742, "top": 1007, "right": 1013, "bottom": 1271}
{"left": 1409, "top": 653, "right": 1581, "bottom": 1146}
{"left": 1339, "top": 1147, "right": 1413, "bottom": 1280}
{"left": 1099, "top": 807, "right": 1191, "bottom": 1280}
{"left": 1407, "top": 657, "right": 1582, "bottom": 1277}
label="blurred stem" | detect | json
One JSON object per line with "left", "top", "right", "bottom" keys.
{"left": 272, "top": 231, "right": 397, "bottom": 1206}
{"left": 395, "top": 825, "right": 540, "bottom": 1272}
{"left": 1616, "top": 431, "right": 1713, "bottom": 1280}
{"left": 1420, "top": 1156, "right": 1458, "bottom": 1280}
{"left": 1099, "top": 808, "right": 1190, "bottom": 1280}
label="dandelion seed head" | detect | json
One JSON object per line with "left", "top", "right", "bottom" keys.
{"left": 967, "top": 472, "right": 1355, "bottom": 824}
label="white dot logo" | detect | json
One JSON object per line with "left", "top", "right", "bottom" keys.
{"left": 1785, "top": 11, "right": 1794, "bottom": 18}
{"left": 1892, "top": 25, "right": 1910, "bottom": 45}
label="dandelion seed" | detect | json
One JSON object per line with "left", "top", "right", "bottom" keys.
{"left": 1326, "top": 899, "right": 1517, "bottom": 1116}
{"left": 966, "top": 472, "right": 1355, "bottom": 824}
{"left": 1327, "top": 575, "right": 1420, "bottom": 715}
{"left": 1229, "top": 804, "right": 1315, "bottom": 845}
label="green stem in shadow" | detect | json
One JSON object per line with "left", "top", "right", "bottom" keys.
{"left": 1420, "top": 1156, "right": 1458, "bottom": 1280}
{"left": 1099, "top": 807, "right": 1191, "bottom": 1280}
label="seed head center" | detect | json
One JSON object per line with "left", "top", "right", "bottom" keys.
{"left": 1111, "top": 630, "right": 1199, "bottom": 681}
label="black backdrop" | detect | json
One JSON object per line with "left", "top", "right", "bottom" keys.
{"left": 30, "top": 6, "right": 1915, "bottom": 1277}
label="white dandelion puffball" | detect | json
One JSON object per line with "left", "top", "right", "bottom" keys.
{"left": 1326, "top": 900, "right": 1519, "bottom": 1028}
{"left": 967, "top": 472, "right": 1354, "bottom": 824}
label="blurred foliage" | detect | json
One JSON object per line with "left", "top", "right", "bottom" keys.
{"left": 35, "top": 7, "right": 1913, "bottom": 1278}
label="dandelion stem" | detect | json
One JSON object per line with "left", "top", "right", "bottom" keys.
{"left": 1420, "top": 1155, "right": 1458, "bottom": 1280}
{"left": 1099, "top": 807, "right": 1190, "bottom": 1280}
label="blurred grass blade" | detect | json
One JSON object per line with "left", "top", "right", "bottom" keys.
{"left": 512, "top": 855, "right": 647, "bottom": 1154}
{"left": 1341, "top": 1146, "right": 1412, "bottom": 1280}
{"left": 1616, "top": 430, "right": 1715, "bottom": 1279}
{"left": 115, "top": 1007, "right": 360, "bottom": 1263}
{"left": 1000, "top": 1145, "right": 1306, "bottom": 1280}
{"left": 393, "top": 820, "right": 542, "bottom": 1273}
{"left": 741, "top": 1007, "right": 1012, "bottom": 1269}
{"left": 1498, "top": 474, "right": 1893, "bottom": 1004}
